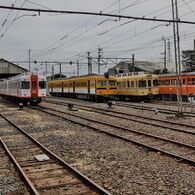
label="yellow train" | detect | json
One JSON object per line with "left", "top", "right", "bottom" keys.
{"left": 116, "top": 72, "right": 158, "bottom": 101}
{"left": 48, "top": 74, "right": 117, "bottom": 101}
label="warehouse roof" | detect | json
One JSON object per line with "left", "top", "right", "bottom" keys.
{"left": 0, "top": 58, "right": 28, "bottom": 79}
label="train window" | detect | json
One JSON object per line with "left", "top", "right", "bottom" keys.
{"left": 188, "top": 79, "right": 192, "bottom": 85}
{"left": 109, "top": 80, "right": 116, "bottom": 86}
{"left": 39, "top": 81, "right": 46, "bottom": 89}
{"left": 183, "top": 79, "right": 186, "bottom": 85}
{"left": 148, "top": 80, "right": 151, "bottom": 87}
{"left": 97, "top": 80, "right": 107, "bottom": 87}
{"left": 153, "top": 79, "right": 158, "bottom": 86}
{"left": 32, "top": 81, "right": 36, "bottom": 89}
{"left": 127, "top": 81, "right": 130, "bottom": 88}
{"left": 192, "top": 78, "right": 195, "bottom": 85}
{"left": 165, "top": 80, "right": 170, "bottom": 85}
{"left": 170, "top": 80, "right": 174, "bottom": 85}
{"left": 131, "top": 81, "right": 134, "bottom": 88}
{"left": 21, "top": 81, "right": 30, "bottom": 89}
{"left": 138, "top": 80, "right": 146, "bottom": 88}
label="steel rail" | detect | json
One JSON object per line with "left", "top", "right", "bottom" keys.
{"left": 45, "top": 99, "right": 195, "bottom": 130}
{"left": 0, "top": 113, "right": 111, "bottom": 195}
{"left": 116, "top": 102, "right": 195, "bottom": 117}
{"left": 0, "top": 138, "right": 40, "bottom": 195}
{"left": 38, "top": 105, "right": 195, "bottom": 150}
{"left": 33, "top": 106, "right": 195, "bottom": 166}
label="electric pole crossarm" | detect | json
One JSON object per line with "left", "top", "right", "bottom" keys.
{"left": 0, "top": 5, "right": 195, "bottom": 24}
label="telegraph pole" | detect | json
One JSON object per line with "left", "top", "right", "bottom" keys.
{"left": 45, "top": 61, "right": 48, "bottom": 76}
{"left": 52, "top": 66, "right": 54, "bottom": 80}
{"left": 28, "top": 49, "right": 31, "bottom": 71}
{"left": 194, "top": 39, "right": 195, "bottom": 61}
{"left": 163, "top": 39, "right": 167, "bottom": 72}
{"left": 59, "top": 62, "right": 61, "bottom": 78}
{"left": 77, "top": 60, "right": 79, "bottom": 76}
{"left": 87, "top": 52, "right": 92, "bottom": 74}
{"left": 168, "top": 38, "right": 171, "bottom": 64}
{"left": 172, "top": 0, "right": 183, "bottom": 116}
{"left": 132, "top": 54, "right": 135, "bottom": 72}
{"left": 98, "top": 48, "right": 102, "bottom": 75}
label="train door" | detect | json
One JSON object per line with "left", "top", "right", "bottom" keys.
{"left": 31, "top": 75, "right": 38, "bottom": 97}
{"left": 51, "top": 83, "right": 53, "bottom": 93}
{"left": 148, "top": 79, "right": 152, "bottom": 94}
{"left": 73, "top": 82, "right": 75, "bottom": 93}
{"left": 62, "top": 82, "right": 64, "bottom": 93}
{"left": 88, "top": 80, "right": 90, "bottom": 94}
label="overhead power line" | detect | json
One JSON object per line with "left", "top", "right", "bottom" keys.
{"left": 0, "top": 5, "right": 195, "bottom": 24}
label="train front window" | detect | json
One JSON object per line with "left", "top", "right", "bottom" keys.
{"left": 39, "top": 81, "right": 46, "bottom": 89}
{"left": 138, "top": 80, "right": 146, "bottom": 88}
{"left": 109, "top": 80, "right": 116, "bottom": 86}
{"left": 21, "top": 81, "right": 30, "bottom": 89}
{"left": 153, "top": 79, "right": 158, "bottom": 87}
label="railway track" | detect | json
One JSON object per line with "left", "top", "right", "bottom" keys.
{"left": 116, "top": 102, "right": 195, "bottom": 117}
{"left": 44, "top": 99, "right": 195, "bottom": 135}
{"left": 0, "top": 140, "right": 29, "bottom": 194}
{"left": 0, "top": 112, "right": 111, "bottom": 195}
{"left": 32, "top": 104, "right": 195, "bottom": 166}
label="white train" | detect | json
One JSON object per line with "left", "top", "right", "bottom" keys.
{"left": 0, "top": 72, "right": 46, "bottom": 105}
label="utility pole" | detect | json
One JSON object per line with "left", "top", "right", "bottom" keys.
{"left": 77, "top": 60, "right": 79, "bottom": 76}
{"left": 59, "top": 62, "right": 61, "bottom": 78}
{"left": 52, "top": 66, "right": 54, "bottom": 80}
{"left": 28, "top": 49, "right": 31, "bottom": 71}
{"left": 132, "top": 54, "right": 135, "bottom": 72}
{"left": 87, "top": 52, "right": 92, "bottom": 74}
{"left": 168, "top": 38, "right": 171, "bottom": 64}
{"left": 45, "top": 61, "right": 48, "bottom": 76}
{"left": 172, "top": 0, "right": 183, "bottom": 116}
{"left": 163, "top": 38, "right": 167, "bottom": 72}
{"left": 194, "top": 39, "right": 195, "bottom": 61}
{"left": 98, "top": 48, "right": 102, "bottom": 75}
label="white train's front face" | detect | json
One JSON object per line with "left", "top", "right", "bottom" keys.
{"left": 38, "top": 76, "right": 46, "bottom": 98}
{"left": 19, "top": 76, "right": 31, "bottom": 97}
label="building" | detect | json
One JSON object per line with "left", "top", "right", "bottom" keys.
{"left": 108, "top": 61, "right": 163, "bottom": 75}
{"left": 0, "top": 58, "right": 28, "bottom": 79}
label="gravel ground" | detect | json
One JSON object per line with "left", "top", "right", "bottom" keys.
{"left": 42, "top": 102, "right": 195, "bottom": 146}
{"left": 0, "top": 143, "right": 29, "bottom": 195}
{"left": 1, "top": 103, "right": 195, "bottom": 195}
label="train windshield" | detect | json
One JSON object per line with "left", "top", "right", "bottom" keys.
{"left": 39, "top": 81, "right": 46, "bottom": 89}
{"left": 108, "top": 80, "right": 116, "bottom": 86}
{"left": 138, "top": 80, "right": 146, "bottom": 87}
{"left": 21, "top": 81, "right": 30, "bottom": 89}
{"left": 153, "top": 79, "right": 158, "bottom": 86}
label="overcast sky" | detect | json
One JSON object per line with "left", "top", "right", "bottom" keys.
{"left": 0, "top": 0, "right": 195, "bottom": 75}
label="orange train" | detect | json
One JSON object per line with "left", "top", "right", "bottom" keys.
{"left": 158, "top": 72, "right": 195, "bottom": 101}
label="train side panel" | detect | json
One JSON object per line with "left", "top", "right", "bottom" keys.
{"left": 48, "top": 75, "right": 117, "bottom": 101}
{"left": 116, "top": 73, "right": 158, "bottom": 101}
{"left": 158, "top": 72, "right": 195, "bottom": 101}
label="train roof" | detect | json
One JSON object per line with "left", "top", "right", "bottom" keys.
{"left": 49, "top": 74, "right": 116, "bottom": 83}
{"left": 115, "top": 72, "right": 158, "bottom": 79}
{"left": 159, "top": 72, "right": 195, "bottom": 78}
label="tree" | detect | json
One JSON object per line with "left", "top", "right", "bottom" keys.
{"left": 182, "top": 50, "right": 195, "bottom": 71}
